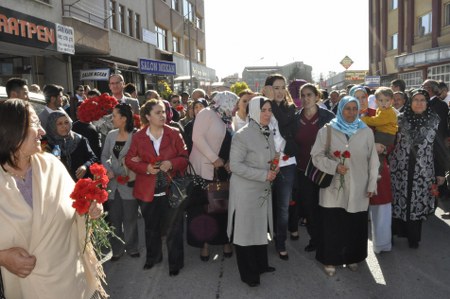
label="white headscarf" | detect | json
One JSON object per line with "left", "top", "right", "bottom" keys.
{"left": 211, "top": 91, "right": 239, "bottom": 121}
{"left": 248, "top": 96, "right": 271, "bottom": 125}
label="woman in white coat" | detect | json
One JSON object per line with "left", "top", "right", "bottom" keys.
{"left": 227, "top": 97, "right": 278, "bottom": 287}
{"left": 311, "top": 96, "right": 379, "bottom": 276}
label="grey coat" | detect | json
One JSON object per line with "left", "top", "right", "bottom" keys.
{"left": 101, "top": 129, "right": 135, "bottom": 200}
{"left": 227, "top": 121, "right": 275, "bottom": 246}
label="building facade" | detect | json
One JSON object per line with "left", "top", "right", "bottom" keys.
{"left": 0, "top": 0, "right": 215, "bottom": 96}
{"left": 369, "top": 0, "right": 450, "bottom": 88}
{"left": 242, "top": 61, "right": 312, "bottom": 92}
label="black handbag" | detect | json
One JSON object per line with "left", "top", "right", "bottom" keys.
{"left": 305, "top": 125, "right": 334, "bottom": 188}
{"left": 168, "top": 161, "right": 206, "bottom": 208}
{"left": 0, "top": 268, "right": 5, "bottom": 299}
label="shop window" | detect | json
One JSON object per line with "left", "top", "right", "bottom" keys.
{"left": 398, "top": 71, "right": 423, "bottom": 88}
{"left": 427, "top": 63, "right": 450, "bottom": 85}
{"left": 418, "top": 12, "right": 432, "bottom": 36}
{"left": 156, "top": 26, "right": 167, "bottom": 51}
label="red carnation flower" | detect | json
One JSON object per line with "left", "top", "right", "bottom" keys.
{"left": 133, "top": 114, "right": 141, "bottom": 129}
{"left": 289, "top": 200, "right": 296, "bottom": 206}
{"left": 282, "top": 155, "right": 289, "bottom": 161}
{"left": 117, "top": 175, "right": 130, "bottom": 185}
{"left": 342, "top": 150, "right": 351, "bottom": 159}
{"left": 334, "top": 151, "right": 341, "bottom": 158}
{"left": 90, "top": 163, "right": 107, "bottom": 178}
{"left": 176, "top": 105, "right": 184, "bottom": 112}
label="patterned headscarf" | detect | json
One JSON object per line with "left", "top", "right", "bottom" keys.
{"left": 211, "top": 91, "right": 239, "bottom": 124}
{"left": 404, "top": 88, "right": 433, "bottom": 129}
{"left": 329, "top": 96, "right": 367, "bottom": 137}
{"left": 248, "top": 96, "right": 272, "bottom": 138}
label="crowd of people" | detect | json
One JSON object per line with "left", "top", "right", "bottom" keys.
{"left": 1, "top": 73, "right": 449, "bottom": 296}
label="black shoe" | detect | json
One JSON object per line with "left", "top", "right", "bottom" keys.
{"left": 110, "top": 255, "right": 121, "bottom": 262}
{"left": 408, "top": 241, "right": 419, "bottom": 249}
{"left": 143, "top": 256, "right": 162, "bottom": 270}
{"left": 290, "top": 234, "right": 299, "bottom": 241}
{"left": 223, "top": 251, "right": 233, "bottom": 258}
{"left": 200, "top": 254, "right": 210, "bottom": 262}
{"left": 129, "top": 252, "right": 140, "bottom": 258}
{"left": 260, "top": 266, "right": 276, "bottom": 274}
{"left": 279, "top": 252, "right": 289, "bottom": 260}
{"left": 246, "top": 281, "right": 260, "bottom": 287}
{"left": 304, "top": 244, "right": 316, "bottom": 252}
{"left": 169, "top": 270, "right": 180, "bottom": 276}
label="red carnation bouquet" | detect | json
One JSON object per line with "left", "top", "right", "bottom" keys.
{"left": 133, "top": 114, "right": 141, "bottom": 129}
{"left": 70, "top": 163, "right": 121, "bottom": 256}
{"left": 334, "top": 150, "right": 351, "bottom": 193}
{"left": 77, "top": 93, "right": 119, "bottom": 123}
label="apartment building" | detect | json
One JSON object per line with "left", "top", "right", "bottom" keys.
{"left": 0, "top": 0, "right": 215, "bottom": 95}
{"left": 369, "top": 0, "right": 450, "bottom": 88}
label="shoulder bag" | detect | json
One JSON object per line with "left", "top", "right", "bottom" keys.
{"left": 305, "top": 124, "right": 334, "bottom": 188}
{"left": 168, "top": 160, "right": 206, "bottom": 209}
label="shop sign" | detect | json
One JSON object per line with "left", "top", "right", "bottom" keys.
{"left": 365, "top": 76, "right": 381, "bottom": 88}
{"left": 138, "top": 58, "right": 176, "bottom": 75}
{"left": 56, "top": 23, "right": 74, "bottom": 54}
{"left": 340, "top": 56, "right": 354, "bottom": 70}
{"left": 80, "top": 68, "right": 110, "bottom": 81}
{"left": 344, "top": 71, "right": 367, "bottom": 81}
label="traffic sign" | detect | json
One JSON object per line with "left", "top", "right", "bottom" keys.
{"left": 340, "top": 56, "right": 354, "bottom": 69}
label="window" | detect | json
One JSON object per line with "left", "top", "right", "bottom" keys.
{"left": 128, "top": 9, "right": 134, "bottom": 37}
{"left": 418, "top": 12, "right": 432, "bottom": 36}
{"left": 197, "top": 49, "right": 203, "bottom": 62}
{"left": 109, "top": 0, "right": 117, "bottom": 30}
{"left": 118, "top": 5, "right": 125, "bottom": 33}
{"left": 135, "top": 14, "right": 141, "bottom": 39}
{"left": 390, "top": 0, "right": 398, "bottom": 10}
{"left": 196, "top": 17, "right": 203, "bottom": 30}
{"left": 428, "top": 64, "right": 450, "bottom": 84}
{"left": 156, "top": 26, "right": 167, "bottom": 51}
{"left": 398, "top": 71, "right": 423, "bottom": 89}
{"left": 390, "top": 33, "right": 398, "bottom": 50}
{"left": 183, "top": 0, "right": 194, "bottom": 22}
{"left": 173, "top": 36, "right": 180, "bottom": 53}
{"left": 172, "top": 0, "right": 180, "bottom": 11}
{"left": 445, "top": 4, "right": 450, "bottom": 27}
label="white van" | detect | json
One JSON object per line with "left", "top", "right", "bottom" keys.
{"left": 0, "top": 86, "right": 46, "bottom": 115}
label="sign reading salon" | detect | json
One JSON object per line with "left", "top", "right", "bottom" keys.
{"left": 138, "top": 58, "right": 176, "bottom": 75}
{"left": 80, "top": 69, "right": 110, "bottom": 81}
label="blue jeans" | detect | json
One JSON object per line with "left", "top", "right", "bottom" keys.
{"left": 272, "top": 164, "right": 296, "bottom": 252}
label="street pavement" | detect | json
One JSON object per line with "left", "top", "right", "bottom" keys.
{"left": 103, "top": 200, "right": 450, "bottom": 299}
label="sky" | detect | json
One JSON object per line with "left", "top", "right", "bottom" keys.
{"left": 204, "top": 0, "right": 369, "bottom": 81}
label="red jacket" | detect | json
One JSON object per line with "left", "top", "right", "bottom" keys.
{"left": 125, "top": 125, "right": 188, "bottom": 202}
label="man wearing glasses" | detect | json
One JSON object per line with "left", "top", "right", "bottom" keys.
{"left": 109, "top": 74, "right": 140, "bottom": 114}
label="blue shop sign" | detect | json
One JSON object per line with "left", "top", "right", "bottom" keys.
{"left": 138, "top": 58, "right": 176, "bottom": 75}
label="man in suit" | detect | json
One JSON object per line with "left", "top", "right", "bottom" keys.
{"left": 323, "top": 90, "right": 339, "bottom": 114}
{"left": 393, "top": 91, "right": 407, "bottom": 113}
{"left": 421, "top": 79, "right": 449, "bottom": 141}
{"left": 109, "top": 74, "right": 140, "bottom": 114}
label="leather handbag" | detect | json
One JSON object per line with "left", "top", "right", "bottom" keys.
{"left": 305, "top": 125, "right": 334, "bottom": 188}
{"left": 168, "top": 161, "right": 206, "bottom": 209}
{"left": 206, "top": 169, "right": 229, "bottom": 214}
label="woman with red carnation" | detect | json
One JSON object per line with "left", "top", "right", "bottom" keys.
{"left": 0, "top": 99, "right": 106, "bottom": 298}
{"left": 101, "top": 103, "right": 140, "bottom": 261}
{"left": 125, "top": 99, "right": 188, "bottom": 276}
{"left": 311, "top": 96, "right": 379, "bottom": 276}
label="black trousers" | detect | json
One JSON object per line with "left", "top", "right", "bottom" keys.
{"left": 289, "top": 170, "right": 320, "bottom": 246}
{"left": 392, "top": 218, "right": 422, "bottom": 244}
{"left": 234, "top": 244, "right": 269, "bottom": 284}
{"left": 139, "top": 195, "right": 184, "bottom": 271}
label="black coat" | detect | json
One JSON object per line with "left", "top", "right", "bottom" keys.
{"left": 271, "top": 101, "right": 299, "bottom": 156}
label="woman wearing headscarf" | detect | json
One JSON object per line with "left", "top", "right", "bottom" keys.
{"left": 45, "top": 111, "right": 98, "bottom": 181}
{"left": 390, "top": 89, "right": 447, "bottom": 249}
{"left": 227, "top": 96, "right": 277, "bottom": 287}
{"left": 187, "top": 91, "right": 238, "bottom": 261}
{"left": 261, "top": 74, "right": 298, "bottom": 260}
{"left": 311, "top": 96, "right": 379, "bottom": 276}
{"left": 350, "top": 85, "right": 393, "bottom": 254}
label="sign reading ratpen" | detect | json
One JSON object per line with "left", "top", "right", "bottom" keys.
{"left": 0, "top": 6, "right": 56, "bottom": 51}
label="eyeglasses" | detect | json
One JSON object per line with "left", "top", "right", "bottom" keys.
{"left": 30, "top": 120, "right": 42, "bottom": 128}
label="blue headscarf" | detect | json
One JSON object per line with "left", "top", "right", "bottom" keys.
{"left": 348, "top": 85, "right": 367, "bottom": 97}
{"left": 329, "top": 96, "right": 367, "bottom": 137}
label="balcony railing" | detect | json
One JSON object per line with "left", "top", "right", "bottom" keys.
{"left": 63, "top": 4, "right": 106, "bottom": 29}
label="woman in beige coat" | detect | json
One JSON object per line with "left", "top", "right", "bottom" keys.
{"left": 311, "top": 96, "right": 379, "bottom": 277}
{"left": 227, "top": 97, "right": 278, "bottom": 287}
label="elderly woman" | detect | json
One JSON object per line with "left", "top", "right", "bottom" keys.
{"left": 125, "top": 99, "right": 188, "bottom": 276}
{"left": 0, "top": 99, "right": 105, "bottom": 298}
{"left": 227, "top": 96, "right": 277, "bottom": 287}
{"left": 101, "top": 103, "right": 139, "bottom": 261}
{"left": 390, "top": 89, "right": 447, "bottom": 249}
{"left": 311, "top": 96, "right": 379, "bottom": 276}
{"left": 350, "top": 85, "right": 393, "bottom": 254}
{"left": 45, "top": 111, "right": 98, "bottom": 181}
{"left": 188, "top": 91, "right": 237, "bottom": 261}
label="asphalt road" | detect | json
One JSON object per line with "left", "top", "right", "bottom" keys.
{"left": 103, "top": 200, "right": 450, "bottom": 299}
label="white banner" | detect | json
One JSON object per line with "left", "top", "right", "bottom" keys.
{"left": 80, "top": 69, "right": 110, "bottom": 81}
{"left": 55, "top": 23, "right": 75, "bottom": 55}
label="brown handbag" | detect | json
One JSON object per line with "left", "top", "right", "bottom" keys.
{"left": 206, "top": 169, "right": 229, "bottom": 214}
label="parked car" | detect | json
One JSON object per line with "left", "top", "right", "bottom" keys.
{"left": 0, "top": 86, "right": 46, "bottom": 114}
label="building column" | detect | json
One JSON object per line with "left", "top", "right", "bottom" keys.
{"left": 375, "top": 0, "right": 381, "bottom": 74}
{"left": 406, "top": 0, "right": 414, "bottom": 53}
{"left": 432, "top": 0, "right": 441, "bottom": 48}
{"left": 381, "top": 0, "right": 388, "bottom": 74}
{"left": 398, "top": 0, "right": 405, "bottom": 54}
